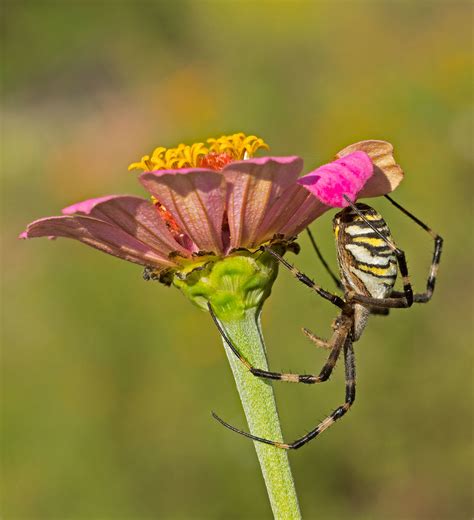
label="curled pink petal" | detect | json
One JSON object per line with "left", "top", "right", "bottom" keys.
{"left": 140, "top": 169, "right": 226, "bottom": 254}
{"left": 298, "top": 151, "right": 374, "bottom": 207}
{"left": 222, "top": 156, "right": 303, "bottom": 249}
{"left": 336, "top": 140, "right": 404, "bottom": 198}
{"left": 21, "top": 215, "right": 177, "bottom": 268}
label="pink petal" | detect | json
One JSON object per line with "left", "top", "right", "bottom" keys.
{"left": 336, "top": 140, "right": 404, "bottom": 198}
{"left": 222, "top": 156, "right": 304, "bottom": 249}
{"left": 62, "top": 195, "right": 190, "bottom": 257}
{"left": 298, "top": 151, "right": 374, "bottom": 207}
{"left": 21, "top": 215, "right": 177, "bottom": 268}
{"left": 275, "top": 185, "right": 329, "bottom": 237}
{"left": 62, "top": 195, "right": 120, "bottom": 215}
{"left": 254, "top": 183, "right": 325, "bottom": 241}
{"left": 140, "top": 169, "right": 226, "bottom": 254}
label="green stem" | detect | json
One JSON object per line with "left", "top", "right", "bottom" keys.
{"left": 218, "top": 307, "right": 302, "bottom": 519}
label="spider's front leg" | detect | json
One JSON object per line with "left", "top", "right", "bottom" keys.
{"left": 262, "top": 246, "right": 345, "bottom": 309}
{"left": 385, "top": 195, "right": 443, "bottom": 304}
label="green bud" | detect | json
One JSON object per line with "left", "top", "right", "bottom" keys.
{"left": 172, "top": 249, "right": 280, "bottom": 322}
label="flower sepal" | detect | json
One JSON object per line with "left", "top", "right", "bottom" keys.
{"left": 172, "top": 243, "right": 292, "bottom": 322}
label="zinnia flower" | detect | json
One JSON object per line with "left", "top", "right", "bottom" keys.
{"left": 21, "top": 134, "right": 402, "bottom": 294}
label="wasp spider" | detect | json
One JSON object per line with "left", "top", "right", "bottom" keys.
{"left": 209, "top": 195, "right": 443, "bottom": 450}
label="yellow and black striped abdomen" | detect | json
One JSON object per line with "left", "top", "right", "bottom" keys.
{"left": 334, "top": 204, "right": 397, "bottom": 299}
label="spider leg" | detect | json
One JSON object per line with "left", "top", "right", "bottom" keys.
{"left": 263, "top": 245, "right": 345, "bottom": 309}
{"left": 303, "top": 310, "right": 359, "bottom": 348}
{"left": 209, "top": 303, "right": 350, "bottom": 384}
{"left": 370, "top": 307, "right": 390, "bottom": 316}
{"left": 306, "top": 227, "right": 343, "bottom": 291}
{"left": 384, "top": 195, "right": 443, "bottom": 303}
{"left": 301, "top": 327, "right": 332, "bottom": 349}
{"left": 212, "top": 333, "right": 355, "bottom": 450}
{"left": 346, "top": 292, "right": 411, "bottom": 309}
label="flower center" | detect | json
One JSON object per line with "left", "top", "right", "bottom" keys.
{"left": 198, "top": 152, "right": 233, "bottom": 171}
{"left": 128, "top": 132, "right": 269, "bottom": 172}
{"left": 151, "top": 197, "right": 183, "bottom": 238}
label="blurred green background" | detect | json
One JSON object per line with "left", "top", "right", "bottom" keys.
{"left": 2, "top": 1, "right": 473, "bottom": 518}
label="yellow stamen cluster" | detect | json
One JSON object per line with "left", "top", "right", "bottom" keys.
{"left": 128, "top": 133, "right": 269, "bottom": 172}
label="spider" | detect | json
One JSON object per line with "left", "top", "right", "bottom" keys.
{"left": 209, "top": 194, "right": 443, "bottom": 450}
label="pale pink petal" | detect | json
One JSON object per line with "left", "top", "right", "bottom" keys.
{"left": 62, "top": 195, "right": 120, "bottom": 215}
{"left": 140, "top": 169, "right": 226, "bottom": 254}
{"left": 222, "top": 156, "right": 303, "bottom": 249}
{"left": 252, "top": 182, "right": 322, "bottom": 242}
{"left": 278, "top": 185, "right": 329, "bottom": 237}
{"left": 336, "top": 140, "right": 404, "bottom": 198}
{"left": 21, "top": 215, "right": 177, "bottom": 268}
{"left": 62, "top": 195, "right": 190, "bottom": 257}
{"left": 297, "top": 151, "right": 373, "bottom": 207}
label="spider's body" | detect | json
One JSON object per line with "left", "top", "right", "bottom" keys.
{"left": 334, "top": 204, "right": 398, "bottom": 340}
{"left": 210, "top": 195, "right": 443, "bottom": 450}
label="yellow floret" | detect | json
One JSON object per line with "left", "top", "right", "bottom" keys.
{"left": 128, "top": 133, "right": 269, "bottom": 172}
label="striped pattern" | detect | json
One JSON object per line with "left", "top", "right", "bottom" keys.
{"left": 333, "top": 203, "right": 398, "bottom": 299}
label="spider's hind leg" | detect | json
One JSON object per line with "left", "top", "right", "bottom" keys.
{"left": 212, "top": 333, "right": 356, "bottom": 450}
{"left": 262, "top": 246, "right": 345, "bottom": 309}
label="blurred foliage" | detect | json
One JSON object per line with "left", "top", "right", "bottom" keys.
{"left": 2, "top": 1, "right": 473, "bottom": 518}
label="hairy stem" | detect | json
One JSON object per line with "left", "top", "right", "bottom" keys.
{"left": 217, "top": 308, "right": 301, "bottom": 519}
